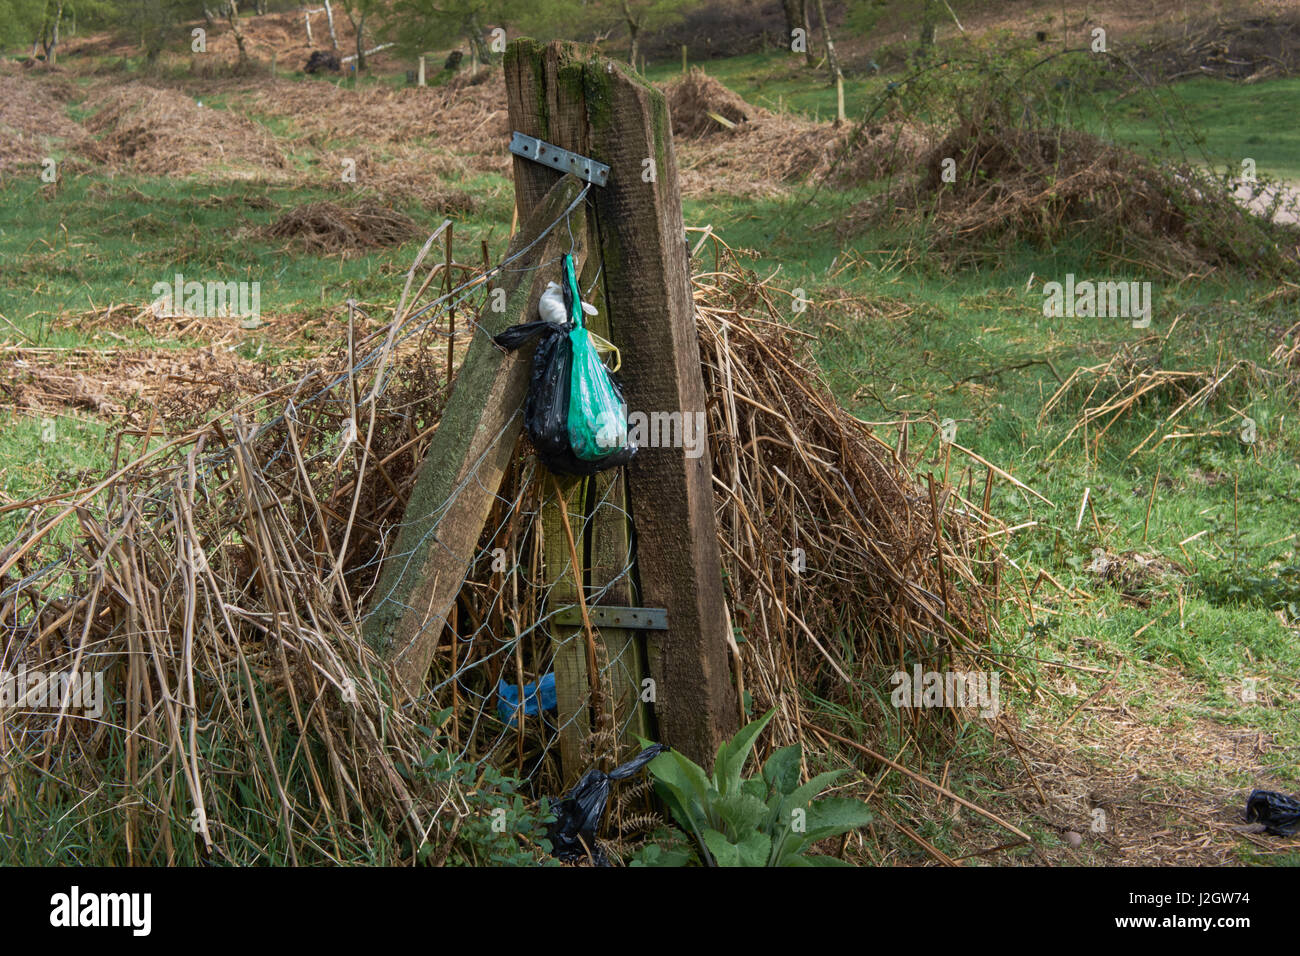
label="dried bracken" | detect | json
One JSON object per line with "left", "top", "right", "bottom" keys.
{"left": 0, "top": 66, "right": 92, "bottom": 172}
{"left": 84, "top": 83, "right": 288, "bottom": 179}
{"left": 695, "top": 239, "right": 1005, "bottom": 752}
{"left": 856, "top": 100, "right": 1300, "bottom": 276}
{"left": 663, "top": 70, "right": 928, "bottom": 197}
{"left": 262, "top": 200, "right": 422, "bottom": 254}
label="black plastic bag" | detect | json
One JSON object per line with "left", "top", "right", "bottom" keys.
{"left": 1245, "top": 789, "right": 1300, "bottom": 836}
{"left": 546, "top": 744, "right": 669, "bottom": 864}
{"left": 494, "top": 256, "right": 635, "bottom": 477}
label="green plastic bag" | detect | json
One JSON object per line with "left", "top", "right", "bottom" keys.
{"left": 563, "top": 256, "right": 629, "bottom": 461}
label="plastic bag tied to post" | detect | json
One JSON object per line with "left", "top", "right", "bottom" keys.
{"left": 493, "top": 253, "right": 635, "bottom": 477}
{"left": 562, "top": 254, "right": 629, "bottom": 460}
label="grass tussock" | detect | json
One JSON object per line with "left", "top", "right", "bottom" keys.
{"left": 262, "top": 200, "right": 422, "bottom": 255}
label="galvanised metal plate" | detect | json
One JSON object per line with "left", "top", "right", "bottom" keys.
{"left": 509, "top": 131, "right": 610, "bottom": 187}
{"left": 552, "top": 606, "right": 667, "bottom": 630}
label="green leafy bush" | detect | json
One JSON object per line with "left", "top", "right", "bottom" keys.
{"left": 414, "top": 720, "right": 557, "bottom": 867}
{"left": 643, "top": 709, "right": 873, "bottom": 867}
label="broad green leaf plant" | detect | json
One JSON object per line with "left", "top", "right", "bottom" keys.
{"left": 643, "top": 709, "right": 874, "bottom": 866}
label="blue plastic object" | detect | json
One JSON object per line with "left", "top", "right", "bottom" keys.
{"left": 497, "top": 672, "right": 557, "bottom": 727}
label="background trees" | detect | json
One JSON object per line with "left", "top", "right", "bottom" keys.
{"left": 0, "top": 0, "right": 48, "bottom": 51}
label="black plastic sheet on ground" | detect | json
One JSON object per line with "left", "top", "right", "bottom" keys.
{"left": 1245, "top": 789, "right": 1300, "bottom": 836}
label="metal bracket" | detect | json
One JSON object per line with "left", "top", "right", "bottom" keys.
{"left": 509, "top": 131, "right": 610, "bottom": 187}
{"left": 553, "top": 605, "right": 667, "bottom": 630}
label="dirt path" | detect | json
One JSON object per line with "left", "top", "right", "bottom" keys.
{"left": 998, "top": 668, "right": 1296, "bottom": 865}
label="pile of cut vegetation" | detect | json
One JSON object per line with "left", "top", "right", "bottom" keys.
{"left": 0, "top": 236, "right": 1011, "bottom": 865}
{"left": 1133, "top": 12, "right": 1300, "bottom": 82}
{"left": 317, "top": 151, "right": 494, "bottom": 210}
{"left": 663, "top": 70, "right": 927, "bottom": 196}
{"left": 664, "top": 67, "right": 757, "bottom": 138}
{"left": 84, "top": 84, "right": 288, "bottom": 178}
{"left": 262, "top": 200, "right": 421, "bottom": 254}
{"left": 243, "top": 72, "right": 510, "bottom": 175}
{"left": 861, "top": 102, "right": 1300, "bottom": 276}
{"left": 0, "top": 346, "right": 281, "bottom": 420}
{"left": 0, "top": 71, "right": 93, "bottom": 172}
{"left": 675, "top": 114, "right": 928, "bottom": 197}
{"left": 694, "top": 244, "right": 1004, "bottom": 744}
{"left": 50, "top": 299, "right": 395, "bottom": 352}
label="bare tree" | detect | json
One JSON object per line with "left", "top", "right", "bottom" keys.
{"left": 813, "top": 0, "right": 844, "bottom": 125}
{"left": 340, "top": 0, "right": 377, "bottom": 71}
{"left": 324, "top": 0, "right": 339, "bottom": 51}
{"left": 782, "top": 0, "right": 814, "bottom": 66}
{"left": 919, "top": 0, "right": 938, "bottom": 54}
{"left": 225, "top": 0, "right": 249, "bottom": 68}
{"left": 615, "top": 0, "right": 690, "bottom": 68}
{"left": 40, "top": 0, "right": 65, "bottom": 66}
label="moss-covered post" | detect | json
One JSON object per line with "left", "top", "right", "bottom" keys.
{"left": 507, "top": 42, "right": 643, "bottom": 777}
{"left": 505, "top": 39, "right": 738, "bottom": 768}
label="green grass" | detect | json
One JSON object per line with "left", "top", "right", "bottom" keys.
{"left": 0, "top": 412, "right": 113, "bottom": 541}
{"left": 1086, "top": 76, "right": 1300, "bottom": 182}
{"left": 669, "top": 65, "right": 1300, "bottom": 859}
{"left": 0, "top": 175, "right": 507, "bottom": 346}
{"left": 0, "top": 101, "right": 515, "bottom": 536}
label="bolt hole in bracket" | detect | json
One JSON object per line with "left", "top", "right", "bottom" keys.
{"left": 552, "top": 606, "right": 667, "bottom": 630}
{"left": 510, "top": 131, "right": 611, "bottom": 187}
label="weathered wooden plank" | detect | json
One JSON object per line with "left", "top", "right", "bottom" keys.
{"left": 504, "top": 39, "right": 738, "bottom": 766}
{"left": 365, "top": 176, "right": 587, "bottom": 697}
{"left": 579, "top": 259, "right": 649, "bottom": 758}
{"left": 585, "top": 471, "right": 650, "bottom": 753}
{"left": 579, "top": 47, "right": 739, "bottom": 765}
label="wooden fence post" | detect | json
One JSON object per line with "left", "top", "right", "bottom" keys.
{"left": 367, "top": 41, "right": 737, "bottom": 776}
{"left": 577, "top": 255, "right": 650, "bottom": 762}
{"left": 505, "top": 39, "right": 738, "bottom": 767}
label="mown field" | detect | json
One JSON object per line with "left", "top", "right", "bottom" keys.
{"left": 2, "top": 4, "right": 1299, "bottom": 865}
